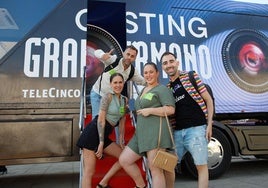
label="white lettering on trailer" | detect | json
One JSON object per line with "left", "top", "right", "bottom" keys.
{"left": 127, "top": 12, "right": 208, "bottom": 38}
{"left": 42, "top": 38, "right": 60, "bottom": 77}
{"left": 126, "top": 12, "right": 211, "bottom": 79}
{"left": 128, "top": 41, "right": 212, "bottom": 79}
{"left": 168, "top": 15, "right": 186, "bottom": 36}
{"left": 188, "top": 17, "right": 208, "bottom": 38}
{"left": 24, "top": 37, "right": 86, "bottom": 78}
{"left": 126, "top": 11, "right": 138, "bottom": 34}
{"left": 24, "top": 38, "right": 41, "bottom": 77}
{"left": 197, "top": 45, "right": 212, "bottom": 79}
{"left": 75, "top": 9, "right": 87, "bottom": 32}
{"left": 22, "top": 88, "right": 81, "bottom": 98}
{"left": 139, "top": 13, "right": 156, "bottom": 34}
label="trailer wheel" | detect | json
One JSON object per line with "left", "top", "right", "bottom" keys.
{"left": 184, "top": 128, "right": 232, "bottom": 179}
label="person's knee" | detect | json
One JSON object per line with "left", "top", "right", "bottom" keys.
{"left": 119, "top": 154, "right": 127, "bottom": 166}
{"left": 149, "top": 165, "right": 162, "bottom": 176}
{"left": 196, "top": 164, "right": 208, "bottom": 173}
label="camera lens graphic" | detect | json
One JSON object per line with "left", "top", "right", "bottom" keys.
{"left": 86, "top": 24, "right": 123, "bottom": 93}
{"left": 222, "top": 29, "right": 268, "bottom": 93}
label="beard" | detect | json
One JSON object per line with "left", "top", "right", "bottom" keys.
{"left": 165, "top": 68, "right": 177, "bottom": 77}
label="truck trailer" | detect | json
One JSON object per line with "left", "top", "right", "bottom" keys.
{"left": 0, "top": 0, "right": 267, "bottom": 179}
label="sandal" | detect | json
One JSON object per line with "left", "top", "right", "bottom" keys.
{"left": 97, "top": 184, "right": 110, "bottom": 188}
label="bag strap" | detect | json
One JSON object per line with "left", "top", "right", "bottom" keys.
{"left": 189, "top": 70, "right": 199, "bottom": 92}
{"left": 127, "top": 64, "right": 135, "bottom": 81}
{"left": 165, "top": 111, "right": 176, "bottom": 148}
{"left": 99, "top": 58, "right": 121, "bottom": 93}
{"left": 157, "top": 116, "right": 162, "bottom": 148}
{"left": 157, "top": 108, "right": 176, "bottom": 150}
{"left": 104, "top": 58, "right": 120, "bottom": 72}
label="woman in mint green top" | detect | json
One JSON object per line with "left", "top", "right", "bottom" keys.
{"left": 119, "top": 62, "right": 175, "bottom": 188}
{"left": 134, "top": 84, "right": 175, "bottom": 153}
{"left": 77, "top": 73, "right": 146, "bottom": 188}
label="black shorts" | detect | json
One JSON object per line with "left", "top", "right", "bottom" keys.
{"left": 76, "top": 116, "right": 114, "bottom": 151}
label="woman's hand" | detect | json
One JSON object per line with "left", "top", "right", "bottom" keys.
{"left": 101, "top": 49, "right": 114, "bottom": 61}
{"left": 119, "top": 136, "right": 125, "bottom": 149}
{"left": 137, "top": 108, "right": 151, "bottom": 117}
{"left": 95, "top": 142, "right": 104, "bottom": 159}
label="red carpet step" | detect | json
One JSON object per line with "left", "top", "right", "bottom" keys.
{"left": 92, "top": 156, "right": 145, "bottom": 187}
{"left": 84, "top": 114, "right": 147, "bottom": 188}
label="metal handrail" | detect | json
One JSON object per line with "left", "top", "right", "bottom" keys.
{"left": 78, "top": 66, "right": 87, "bottom": 188}
{"left": 79, "top": 66, "right": 87, "bottom": 131}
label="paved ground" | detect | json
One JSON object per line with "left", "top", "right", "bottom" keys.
{"left": 176, "top": 156, "right": 268, "bottom": 188}
{"left": 0, "top": 156, "right": 268, "bottom": 188}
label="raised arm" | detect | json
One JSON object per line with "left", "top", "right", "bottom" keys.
{"left": 94, "top": 49, "right": 117, "bottom": 66}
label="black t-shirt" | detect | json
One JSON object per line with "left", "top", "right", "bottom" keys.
{"left": 169, "top": 78, "right": 206, "bottom": 130}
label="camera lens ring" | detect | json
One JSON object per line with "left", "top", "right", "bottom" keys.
{"left": 222, "top": 29, "right": 268, "bottom": 93}
{"left": 87, "top": 24, "right": 123, "bottom": 57}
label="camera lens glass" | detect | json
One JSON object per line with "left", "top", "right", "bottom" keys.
{"left": 222, "top": 29, "right": 268, "bottom": 93}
